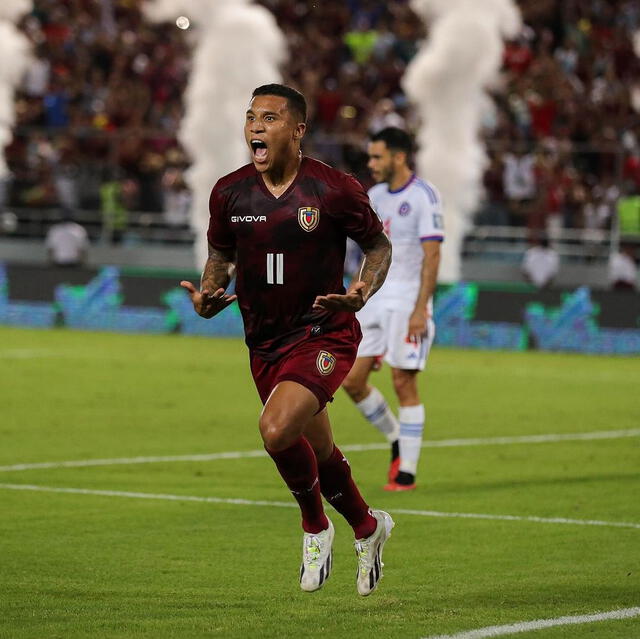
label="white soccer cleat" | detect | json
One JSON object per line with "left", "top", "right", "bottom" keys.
{"left": 354, "top": 510, "right": 395, "bottom": 596}
{"left": 300, "top": 519, "right": 334, "bottom": 592}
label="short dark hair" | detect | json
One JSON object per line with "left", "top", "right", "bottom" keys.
{"left": 252, "top": 83, "right": 307, "bottom": 123}
{"left": 371, "top": 127, "right": 413, "bottom": 156}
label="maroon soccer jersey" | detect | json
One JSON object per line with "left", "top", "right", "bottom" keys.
{"left": 207, "top": 156, "right": 382, "bottom": 360}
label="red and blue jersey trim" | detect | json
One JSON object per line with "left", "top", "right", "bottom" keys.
{"left": 387, "top": 175, "right": 440, "bottom": 207}
{"left": 388, "top": 173, "right": 416, "bottom": 194}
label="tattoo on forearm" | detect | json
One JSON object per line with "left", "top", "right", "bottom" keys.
{"left": 358, "top": 233, "right": 392, "bottom": 302}
{"left": 201, "top": 246, "right": 236, "bottom": 292}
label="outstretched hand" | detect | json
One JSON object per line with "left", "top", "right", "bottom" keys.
{"left": 180, "top": 281, "right": 237, "bottom": 319}
{"left": 313, "top": 281, "right": 367, "bottom": 313}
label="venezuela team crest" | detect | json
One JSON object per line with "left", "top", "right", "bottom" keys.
{"left": 316, "top": 350, "right": 336, "bottom": 376}
{"left": 298, "top": 206, "right": 320, "bottom": 232}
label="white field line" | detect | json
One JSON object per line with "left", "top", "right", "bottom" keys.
{"left": 0, "top": 349, "right": 58, "bottom": 359}
{"left": 1, "top": 428, "right": 638, "bottom": 473}
{"left": 390, "top": 507, "right": 640, "bottom": 530}
{"left": 1, "top": 483, "right": 639, "bottom": 530}
{"left": 422, "top": 606, "right": 640, "bottom": 639}
{"left": 0, "top": 483, "right": 297, "bottom": 509}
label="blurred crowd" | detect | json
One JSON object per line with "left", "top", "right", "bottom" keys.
{"left": 6, "top": 0, "right": 192, "bottom": 234}
{"left": 3, "top": 0, "right": 640, "bottom": 244}
{"left": 267, "top": 0, "right": 640, "bottom": 239}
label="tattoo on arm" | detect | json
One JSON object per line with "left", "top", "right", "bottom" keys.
{"left": 357, "top": 232, "right": 392, "bottom": 303}
{"left": 201, "top": 245, "right": 236, "bottom": 292}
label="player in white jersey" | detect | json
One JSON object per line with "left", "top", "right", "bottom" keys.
{"left": 342, "top": 127, "right": 443, "bottom": 491}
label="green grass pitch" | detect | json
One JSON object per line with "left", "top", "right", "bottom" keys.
{"left": 0, "top": 326, "right": 638, "bottom": 639}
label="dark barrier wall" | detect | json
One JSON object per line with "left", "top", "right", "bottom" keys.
{"left": 4, "top": 264, "right": 187, "bottom": 308}
{"left": 1, "top": 263, "right": 639, "bottom": 355}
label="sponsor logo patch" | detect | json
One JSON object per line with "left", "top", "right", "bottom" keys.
{"left": 316, "top": 350, "right": 336, "bottom": 375}
{"left": 231, "top": 215, "right": 267, "bottom": 223}
{"left": 298, "top": 206, "right": 320, "bottom": 232}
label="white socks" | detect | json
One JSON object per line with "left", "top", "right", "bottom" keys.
{"left": 355, "top": 387, "right": 400, "bottom": 443}
{"left": 398, "top": 404, "right": 425, "bottom": 476}
{"left": 356, "top": 391, "right": 425, "bottom": 478}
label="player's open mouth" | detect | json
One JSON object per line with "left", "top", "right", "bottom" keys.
{"left": 251, "top": 139, "right": 268, "bottom": 163}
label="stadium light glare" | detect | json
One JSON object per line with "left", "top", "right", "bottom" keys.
{"left": 176, "top": 15, "right": 190, "bottom": 29}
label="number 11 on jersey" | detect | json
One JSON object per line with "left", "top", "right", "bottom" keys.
{"left": 266, "top": 253, "right": 284, "bottom": 285}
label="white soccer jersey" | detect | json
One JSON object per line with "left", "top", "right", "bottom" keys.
{"left": 367, "top": 174, "right": 444, "bottom": 310}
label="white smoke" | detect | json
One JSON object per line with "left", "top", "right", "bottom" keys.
{"left": 403, "top": 0, "right": 521, "bottom": 282}
{"left": 144, "top": 0, "right": 286, "bottom": 268}
{"left": 0, "top": 0, "right": 33, "bottom": 180}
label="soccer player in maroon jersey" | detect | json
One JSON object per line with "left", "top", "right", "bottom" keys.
{"left": 180, "top": 84, "right": 393, "bottom": 595}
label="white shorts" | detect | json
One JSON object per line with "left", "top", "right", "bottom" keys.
{"left": 356, "top": 303, "right": 435, "bottom": 370}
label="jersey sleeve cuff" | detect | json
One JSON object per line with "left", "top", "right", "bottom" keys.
{"left": 207, "top": 236, "right": 236, "bottom": 251}
{"left": 420, "top": 235, "right": 444, "bottom": 242}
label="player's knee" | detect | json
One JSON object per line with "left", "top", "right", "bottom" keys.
{"left": 259, "top": 412, "right": 296, "bottom": 451}
{"left": 392, "top": 370, "right": 419, "bottom": 403}
{"left": 342, "top": 375, "right": 367, "bottom": 402}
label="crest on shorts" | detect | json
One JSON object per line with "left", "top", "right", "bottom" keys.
{"left": 316, "top": 350, "right": 336, "bottom": 376}
{"left": 298, "top": 206, "right": 320, "bottom": 232}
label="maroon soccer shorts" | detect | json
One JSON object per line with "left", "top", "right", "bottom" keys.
{"left": 250, "top": 323, "right": 361, "bottom": 411}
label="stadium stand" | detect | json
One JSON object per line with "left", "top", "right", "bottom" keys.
{"left": 1, "top": 0, "right": 639, "bottom": 272}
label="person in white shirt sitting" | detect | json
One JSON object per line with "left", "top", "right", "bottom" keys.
{"left": 45, "top": 208, "right": 89, "bottom": 267}
{"left": 608, "top": 243, "right": 638, "bottom": 291}
{"left": 522, "top": 234, "right": 559, "bottom": 289}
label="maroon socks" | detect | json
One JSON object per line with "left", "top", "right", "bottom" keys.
{"left": 317, "top": 445, "right": 377, "bottom": 539}
{"left": 267, "top": 439, "right": 377, "bottom": 539}
{"left": 266, "top": 437, "right": 329, "bottom": 534}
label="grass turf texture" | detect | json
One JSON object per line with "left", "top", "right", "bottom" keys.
{"left": 0, "top": 326, "right": 638, "bottom": 639}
